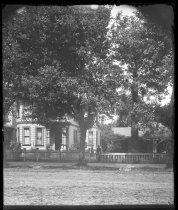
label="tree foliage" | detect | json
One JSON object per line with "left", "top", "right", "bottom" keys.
{"left": 3, "top": 6, "right": 174, "bottom": 162}
{"left": 108, "top": 11, "right": 173, "bottom": 147}
{"left": 100, "top": 124, "right": 124, "bottom": 152}
{"left": 3, "top": 6, "right": 114, "bottom": 165}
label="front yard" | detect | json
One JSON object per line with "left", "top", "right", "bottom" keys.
{"left": 4, "top": 167, "right": 174, "bottom": 205}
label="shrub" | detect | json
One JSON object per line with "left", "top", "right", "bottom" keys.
{"left": 9, "top": 141, "right": 22, "bottom": 154}
{"left": 46, "top": 144, "right": 51, "bottom": 150}
{"left": 100, "top": 125, "right": 126, "bottom": 152}
{"left": 9, "top": 140, "right": 22, "bottom": 159}
{"left": 69, "top": 143, "right": 80, "bottom": 152}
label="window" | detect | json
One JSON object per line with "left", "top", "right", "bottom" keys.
{"left": 17, "top": 127, "right": 20, "bottom": 142}
{"left": 23, "top": 127, "right": 31, "bottom": 145}
{"left": 88, "top": 131, "right": 93, "bottom": 146}
{"left": 73, "top": 129, "right": 77, "bottom": 144}
{"left": 62, "top": 128, "right": 67, "bottom": 150}
{"left": 46, "top": 129, "right": 50, "bottom": 145}
{"left": 23, "top": 103, "right": 32, "bottom": 114}
{"left": 96, "top": 131, "right": 99, "bottom": 146}
{"left": 36, "top": 127, "right": 44, "bottom": 146}
{"left": 17, "top": 108, "right": 20, "bottom": 118}
{"left": 23, "top": 103, "right": 36, "bottom": 119}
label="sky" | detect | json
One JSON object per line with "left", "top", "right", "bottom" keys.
{"left": 111, "top": 5, "right": 137, "bottom": 17}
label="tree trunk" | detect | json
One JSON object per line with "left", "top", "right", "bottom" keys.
{"left": 75, "top": 105, "right": 95, "bottom": 166}
{"left": 131, "top": 114, "right": 139, "bottom": 141}
{"left": 130, "top": 71, "right": 139, "bottom": 152}
{"left": 129, "top": 114, "right": 139, "bottom": 153}
{"left": 78, "top": 125, "right": 87, "bottom": 166}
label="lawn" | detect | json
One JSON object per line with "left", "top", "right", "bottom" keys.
{"left": 4, "top": 167, "right": 174, "bottom": 205}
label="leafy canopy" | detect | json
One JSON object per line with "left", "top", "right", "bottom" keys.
{"left": 3, "top": 6, "right": 117, "bottom": 127}
{"left": 108, "top": 11, "right": 173, "bottom": 129}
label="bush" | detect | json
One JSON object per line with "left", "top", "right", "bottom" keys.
{"left": 46, "top": 144, "right": 51, "bottom": 150}
{"left": 100, "top": 125, "right": 126, "bottom": 152}
{"left": 9, "top": 141, "right": 22, "bottom": 153}
{"left": 69, "top": 143, "right": 80, "bottom": 152}
{"left": 9, "top": 141, "right": 22, "bottom": 159}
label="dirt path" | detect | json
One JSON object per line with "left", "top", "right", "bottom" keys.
{"left": 4, "top": 168, "right": 174, "bottom": 205}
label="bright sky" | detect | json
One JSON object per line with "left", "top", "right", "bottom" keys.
{"left": 111, "top": 5, "right": 137, "bottom": 18}
{"left": 160, "top": 86, "right": 172, "bottom": 106}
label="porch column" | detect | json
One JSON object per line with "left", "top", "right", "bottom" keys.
{"left": 66, "top": 125, "right": 69, "bottom": 151}
{"left": 153, "top": 139, "right": 157, "bottom": 153}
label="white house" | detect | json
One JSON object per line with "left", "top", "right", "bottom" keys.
{"left": 12, "top": 102, "right": 101, "bottom": 151}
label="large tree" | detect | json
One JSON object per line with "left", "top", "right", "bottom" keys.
{"left": 3, "top": 6, "right": 116, "bottom": 165}
{"left": 108, "top": 11, "right": 173, "bottom": 151}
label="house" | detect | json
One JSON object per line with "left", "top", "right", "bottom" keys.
{"left": 108, "top": 127, "right": 152, "bottom": 153}
{"left": 9, "top": 101, "right": 101, "bottom": 151}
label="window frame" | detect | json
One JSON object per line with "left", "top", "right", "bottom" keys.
{"left": 22, "top": 127, "right": 31, "bottom": 146}
{"left": 35, "top": 127, "right": 44, "bottom": 146}
{"left": 96, "top": 130, "right": 98, "bottom": 146}
{"left": 73, "top": 129, "right": 78, "bottom": 144}
{"left": 88, "top": 130, "right": 94, "bottom": 146}
{"left": 17, "top": 127, "right": 20, "bottom": 143}
{"left": 46, "top": 129, "right": 50, "bottom": 145}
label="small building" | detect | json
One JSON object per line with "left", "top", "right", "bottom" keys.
{"left": 111, "top": 125, "right": 171, "bottom": 153}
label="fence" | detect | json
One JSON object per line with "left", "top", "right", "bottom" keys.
{"left": 5, "top": 150, "right": 167, "bottom": 163}
{"left": 100, "top": 153, "right": 167, "bottom": 164}
{"left": 5, "top": 150, "right": 96, "bottom": 162}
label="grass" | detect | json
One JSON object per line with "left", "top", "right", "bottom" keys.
{"left": 4, "top": 166, "right": 174, "bottom": 205}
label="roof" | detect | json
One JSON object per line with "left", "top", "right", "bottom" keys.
{"left": 112, "top": 127, "right": 131, "bottom": 137}
{"left": 112, "top": 125, "right": 172, "bottom": 140}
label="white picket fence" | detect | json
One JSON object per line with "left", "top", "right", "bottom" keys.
{"left": 100, "top": 153, "right": 167, "bottom": 163}
{"left": 6, "top": 150, "right": 167, "bottom": 163}
{"left": 6, "top": 150, "right": 96, "bottom": 162}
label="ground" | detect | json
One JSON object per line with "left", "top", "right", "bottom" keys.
{"left": 4, "top": 162, "right": 174, "bottom": 205}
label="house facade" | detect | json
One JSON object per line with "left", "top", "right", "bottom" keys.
{"left": 12, "top": 102, "right": 101, "bottom": 151}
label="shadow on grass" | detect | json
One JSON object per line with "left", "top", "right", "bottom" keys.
{"left": 4, "top": 161, "right": 171, "bottom": 172}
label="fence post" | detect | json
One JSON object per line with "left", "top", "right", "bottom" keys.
{"left": 22, "top": 148, "right": 26, "bottom": 162}
{"left": 23, "top": 149, "right": 26, "bottom": 162}
{"left": 36, "top": 148, "right": 39, "bottom": 162}
{"left": 59, "top": 151, "right": 61, "bottom": 161}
